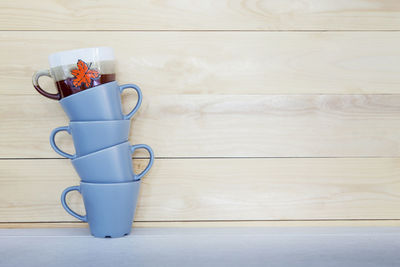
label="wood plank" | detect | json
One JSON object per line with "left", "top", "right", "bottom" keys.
{"left": 2, "top": 220, "right": 400, "bottom": 229}
{"left": 0, "top": 0, "right": 400, "bottom": 30}
{"left": 0, "top": 158, "right": 399, "bottom": 222}
{"left": 1, "top": 94, "right": 400, "bottom": 158}
{"left": 1, "top": 32, "right": 400, "bottom": 95}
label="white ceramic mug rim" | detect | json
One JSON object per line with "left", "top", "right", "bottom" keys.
{"left": 48, "top": 47, "right": 114, "bottom": 68}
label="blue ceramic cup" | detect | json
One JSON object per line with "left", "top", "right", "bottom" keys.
{"left": 49, "top": 120, "right": 131, "bottom": 159}
{"left": 61, "top": 180, "right": 141, "bottom": 238}
{"left": 71, "top": 141, "right": 154, "bottom": 183}
{"left": 59, "top": 81, "right": 142, "bottom": 121}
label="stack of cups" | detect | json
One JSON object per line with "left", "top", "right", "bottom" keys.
{"left": 32, "top": 47, "right": 154, "bottom": 238}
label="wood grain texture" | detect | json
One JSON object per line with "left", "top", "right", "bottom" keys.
{"left": 1, "top": 94, "right": 400, "bottom": 158}
{"left": 0, "top": 0, "right": 400, "bottom": 30}
{"left": 0, "top": 158, "right": 399, "bottom": 222}
{"left": 1, "top": 0, "right": 400, "bottom": 228}
{"left": 1, "top": 32, "right": 400, "bottom": 95}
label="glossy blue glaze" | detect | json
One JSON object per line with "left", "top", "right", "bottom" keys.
{"left": 49, "top": 120, "right": 131, "bottom": 159}
{"left": 71, "top": 141, "right": 154, "bottom": 183}
{"left": 61, "top": 180, "right": 141, "bottom": 238}
{"left": 59, "top": 81, "right": 142, "bottom": 121}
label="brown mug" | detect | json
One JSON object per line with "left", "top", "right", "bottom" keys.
{"left": 32, "top": 47, "right": 116, "bottom": 100}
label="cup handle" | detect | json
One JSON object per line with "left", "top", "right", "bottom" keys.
{"left": 32, "top": 69, "right": 61, "bottom": 100}
{"left": 61, "top": 186, "right": 87, "bottom": 222}
{"left": 130, "top": 144, "right": 154, "bottom": 180}
{"left": 49, "top": 126, "right": 76, "bottom": 159}
{"left": 119, "top": 84, "right": 143, "bottom": 120}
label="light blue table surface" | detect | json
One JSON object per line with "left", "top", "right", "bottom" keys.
{"left": 1, "top": 227, "right": 399, "bottom": 267}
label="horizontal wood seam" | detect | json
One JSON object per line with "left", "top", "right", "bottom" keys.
{"left": 2, "top": 219, "right": 400, "bottom": 224}
{"left": 1, "top": 157, "right": 400, "bottom": 160}
{"left": 1, "top": 30, "right": 400, "bottom": 32}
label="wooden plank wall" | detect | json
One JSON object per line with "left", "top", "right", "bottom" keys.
{"left": 0, "top": 0, "right": 400, "bottom": 228}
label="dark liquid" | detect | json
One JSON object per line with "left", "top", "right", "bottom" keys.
{"left": 55, "top": 73, "right": 116, "bottom": 98}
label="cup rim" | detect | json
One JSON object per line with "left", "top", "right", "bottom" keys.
{"left": 71, "top": 140, "right": 129, "bottom": 162}
{"left": 48, "top": 47, "right": 114, "bottom": 68}
{"left": 69, "top": 119, "right": 130, "bottom": 126}
{"left": 80, "top": 179, "right": 141, "bottom": 186}
{"left": 59, "top": 81, "right": 118, "bottom": 103}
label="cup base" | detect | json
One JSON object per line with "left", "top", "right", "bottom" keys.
{"left": 91, "top": 227, "right": 132, "bottom": 238}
